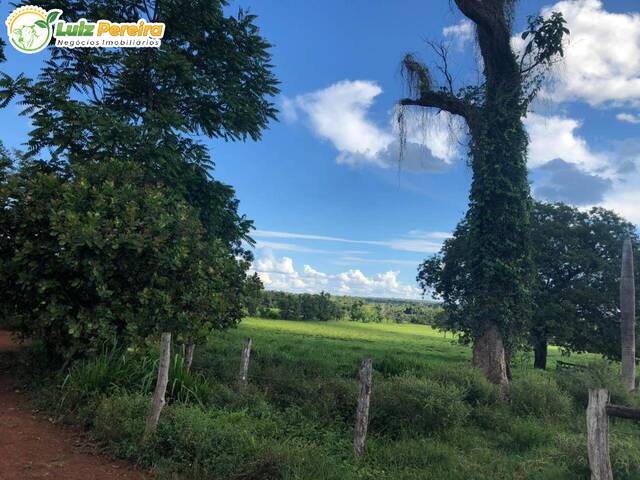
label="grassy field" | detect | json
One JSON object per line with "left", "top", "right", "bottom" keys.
{"left": 41, "top": 318, "right": 640, "bottom": 479}
{"left": 208, "top": 318, "right": 594, "bottom": 373}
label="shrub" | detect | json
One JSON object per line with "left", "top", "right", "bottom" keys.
{"left": 150, "top": 406, "right": 268, "bottom": 479}
{"left": 509, "top": 371, "right": 572, "bottom": 418}
{"left": 93, "top": 393, "right": 149, "bottom": 458}
{"left": 555, "top": 361, "right": 640, "bottom": 410}
{"left": 370, "top": 374, "right": 470, "bottom": 438}
{"left": 1, "top": 158, "right": 250, "bottom": 362}
{"left": 428, "top": 363, "right": 501, "bottom": 406}
{"left": 498, "top": 417, "right": 554, "bottom": 452}
{"left": 610, "top": 431, "right": 640, "bottom": 479}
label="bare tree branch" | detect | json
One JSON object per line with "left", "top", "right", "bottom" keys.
{"left": 399, "top": 90, "right": 475, "bottom": 122}
{"left": 428, "top": 41, "right": 455, "bottom": 94}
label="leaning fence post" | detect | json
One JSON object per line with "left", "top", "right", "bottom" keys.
{"left": 587, "top": 389, "right": 613, "bottom": 480}
{"left": 354, "top": 358, "right": 373, "bottom": 459}
{"left": 238, "top": 337, "right": 252, "bottom": 387}
{"left": 143, "top": 332, "right": 171, "bottom": 442}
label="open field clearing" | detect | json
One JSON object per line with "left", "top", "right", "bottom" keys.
{"left": 15, "top": 317, "right": 634, "bottom": 480}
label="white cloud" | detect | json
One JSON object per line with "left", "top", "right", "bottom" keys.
{"left": 616, "top": 113, "right": 640, "bottom": 124}
{"left": 254, "top": 229, "right": 448, "bottom": 254}
{"left": 255, "top": 240, "right": 330, "bottom": 254}
{"left": 524, "top": 112, "right": 640, "bottom": 222}
{"left": 600, "top": 188, "right": 640, "bottom": 224}
{"left": 521, "top": 0, "right": 640, "bottom": 106}
{"left": 303, "top": 265, "right": 327, "bottom": 278}
{"left": 254, "top": 253, "right": 420, "bottom": 299}
{"left": 295, "top": 80, "right": 392, "bottom": 163}
{"left": 255, "top": 254, "right": 295, "bottom": 275}
{"left": 524, "top": 112, "right": 606, "bottom": 171}
{"left": 443, "top": 20, "right": 474, "bottom": 50}
{"left": 280, "top": 96, "right": 298, "bottom": 123}
{"left": 283, "top": 80, "right": 463, "bottom": 171}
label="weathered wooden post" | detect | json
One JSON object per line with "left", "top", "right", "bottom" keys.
{"left": 185, "top": 339, "right": 195, "bottom": 373}
{"left": 587, "top": 389, "right": 613, "bottom": 480}
{"left": 354, "top": 358, "right": 372, "bottom": 459}
{"left": 143, "top": 332, "right": 171, "bottom": 442}
{"left": 238, "top": 337, "right": 252, "bottom": 387}
{"left": 620, "top": 237, "right": 636, "bottom": 391}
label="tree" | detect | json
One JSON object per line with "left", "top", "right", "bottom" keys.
{"left": 0, "top": 0, "right": 279, "bottom": 357}
{"left": 419, "top": 202, "right": 638, "bottom": 370}
{"left": 399, "top": 2, "right": 568, "bottom": 383}
{"left": 1, "top": 0, "right": 278, "bottom": 249}
{"left": 1, "top": 157, "right": 249, "bottom": 361}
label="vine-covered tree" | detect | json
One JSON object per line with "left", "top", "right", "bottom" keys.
{"left": 399, "top": 1, "right": 568, "bottom": 383}
{"left": 419, "top": 202, "right": 638, "bottom": 370}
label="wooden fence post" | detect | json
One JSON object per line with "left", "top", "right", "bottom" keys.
{"left": 354, "top": 358, "right": 373, "bottom": 459}
{"left": 185, "top": 339, "right": 195, "bottom": 373}
{"left": 620, "top": 237, "right": 636, "bottom": 391}
{"left": 238, "top": 337, "right": 252, "bottom": 387}
{"left": 143, "top": 332, "right": 171, "bottom": 442}
{"left": 587, "top": 389, "right": 613, "bottom": 480}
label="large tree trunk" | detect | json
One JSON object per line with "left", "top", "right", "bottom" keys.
{"left": 472, "top": 324, "right": 509, "bottom": 385}
{"left": 620, "top": 237, "right": 636, "bottom": 391}
{"left": 533, "top": 333, "right": 548, "bottom": 370}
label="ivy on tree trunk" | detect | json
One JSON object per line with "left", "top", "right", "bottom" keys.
{"left": 400, "top": 0, "right": 568, "bottom": 384}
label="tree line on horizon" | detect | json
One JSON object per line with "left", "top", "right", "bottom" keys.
{"left": 247, "top": 289, "right": 444, "bottom": 325}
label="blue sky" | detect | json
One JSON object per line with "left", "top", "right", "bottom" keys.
{"left": 1, "top": 0, "right": 640, "bottom": 299}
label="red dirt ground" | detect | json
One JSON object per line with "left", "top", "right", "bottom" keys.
{"left": 0, "top": 331, "right": 150, "bottom": 480}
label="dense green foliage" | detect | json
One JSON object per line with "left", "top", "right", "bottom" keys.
{"left": 418, "top": 202, "right": 639, "bottom": 367}
{"left": 255, "top": 290, "right": 341, "bottom": 321}
{"left": 0, "top": 0, "right": 279, "bottom": 359}
{"left": 20, "top": 318, "right": 640, "bottom": 480}
{"left": 252, "top": 290, "right": 443, "bottom": 325}
{"left": 0, "top": 157, "right": 249, "bottom": 360}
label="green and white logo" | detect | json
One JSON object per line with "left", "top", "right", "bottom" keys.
{"left": 5, "top": 5, "right": 61, "bottom": 54}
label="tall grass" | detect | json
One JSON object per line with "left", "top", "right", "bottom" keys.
{"left": 58, "top": 342, "right": 209, "bottom": 413}
{"left": 31, "top": 319, "right": 640, "bottom": 480}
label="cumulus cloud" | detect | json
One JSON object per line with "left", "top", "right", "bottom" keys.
{"left": 255, "top": 255, "right": 295, "bottom": 274}
{"left": 253, "top": 252, "right": 420, "bottom": 299}
{"left": 524, "top": 111, "right": 640, "bottom": 217}
{"left": 443, "top": 19, "right": 474, "bottom": 50}
{"left": 525, "top": 112, "right": 606, "bottom": 171}
{"left": 520, "top": 0, "right": 640, "bottom": 107}
{"left": 282, "top": 80, "right": 464, "bottom": 172}
{"left": 616, "top": 113, "right": 640, "bottom": 124}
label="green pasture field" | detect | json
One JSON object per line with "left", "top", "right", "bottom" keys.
{"left": 47, "top": 317, "right": 640, "bottom": 479}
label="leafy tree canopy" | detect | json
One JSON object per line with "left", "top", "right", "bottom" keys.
{"left": 0, "top": 156, "right": 249, "bottom": 361}
{"left": 0, "top": 0, "right": 279, "bottom": 250}
{"left": 419, "top": 202, "right": 638, "bottom": 366}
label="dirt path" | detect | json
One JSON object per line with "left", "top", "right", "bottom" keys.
{"left": 0, "top": 331, "right": 150, "bottom": 480}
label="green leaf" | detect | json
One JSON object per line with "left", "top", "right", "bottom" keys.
{"left": 46, "top": 11, "right": 61, "bottom": 25}
{"left": 521, "top": 31, "right": 530, "bottom": 40}
{"left": 35, "top": 20, "right": 47, "bottom": 29}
